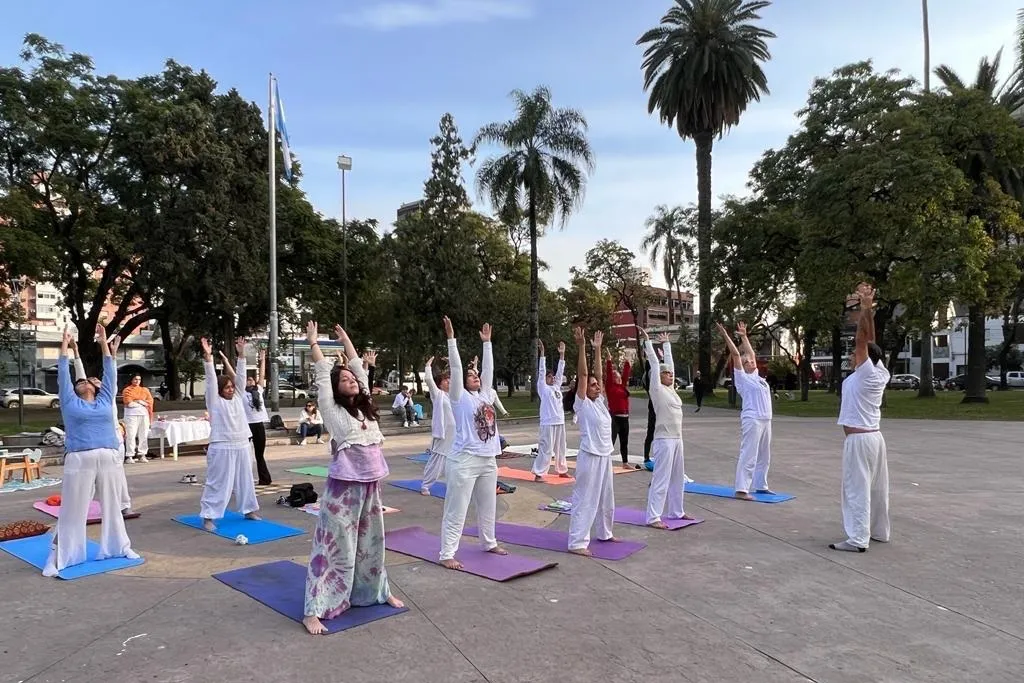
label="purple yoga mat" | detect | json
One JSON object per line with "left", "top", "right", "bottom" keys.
{"left": 385, "top": 526, "right": 557, "bottom": 581}
{"left": 536, "top": 504, "right": 704, "bottom": 531}
{"left": 465, "top": 522, "right": 646, "bottom": 561}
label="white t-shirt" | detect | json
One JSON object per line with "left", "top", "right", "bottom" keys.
{"left": 537, "top": 357, "right": 566, "bottom": 427}
{"left": 392, "top": 393, "right": 409, "bottom": 410}
{"left": 242, "top": 386, "right": 269, "bottom": 424}
{"left": 448, "top": 338, "right": 502, "bottom": 458}
{"left": 734, "top": 369, "right": 772, "bottom": 420}
{"left": 574, "top": 394, "right": 613, "bottom": 456}
{"left": 838, "top": 359, "right": 891, "bottom": 430}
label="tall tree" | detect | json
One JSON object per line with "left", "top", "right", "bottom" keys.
{"left": 473, "top": 86, "right": 594, "bottom": 399}
{"left": 637, "top": 0, "right": 775, "bottom": 393}
{"left": 640, "top": 205, "right": 696, "bottom": 326}
{"left": 917, "top": 0, "right": 936, "bottom": 398}
{"left": 574, "top": 240, "right": 650, "bottom": 348}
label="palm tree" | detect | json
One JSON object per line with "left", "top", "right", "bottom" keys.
{"left": 918, "top": 0, "right": 937, "bottom": 399}
{"left": 474, "top": 86, "right": 594, "bottom": 400}
{"left": 641, "top": 204, "right": 697, "bottom": 327}
{"left": 637, "top": 0, "right": 775, "bottom": 389}
{"left": 934, "top": 15, "right": 1024, "bottom": 403}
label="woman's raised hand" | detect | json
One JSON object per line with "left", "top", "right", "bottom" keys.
{"left": 306, "top": 321, "right": 318, "bottom": 345}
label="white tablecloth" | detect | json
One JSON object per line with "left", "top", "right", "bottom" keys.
{"left": 149, "top": 420, "right": 212, "bottom": 448}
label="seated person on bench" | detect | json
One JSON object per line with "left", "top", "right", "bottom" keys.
{"left": 297, "top": 401, "right": 325, "bottom": 446}
{"left": 391, "top": 386, "right": 420, "bottom": 428}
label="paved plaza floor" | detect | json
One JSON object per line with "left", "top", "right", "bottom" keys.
{"left": 2, "top": 400, "right": 1021, "bottom": 683}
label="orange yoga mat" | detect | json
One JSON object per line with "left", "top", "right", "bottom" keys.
{"left": 547, "top": 461, "right": 641, "bottom": 475}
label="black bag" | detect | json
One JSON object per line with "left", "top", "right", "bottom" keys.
{"left": 269, "top": 414, "right": 286, "bottom": 430}
{"left": 287, "top": 483, "right": 318, "bottom": 507}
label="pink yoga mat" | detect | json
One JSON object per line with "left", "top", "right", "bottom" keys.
{"left": 385, "top": 526, "right": 557, "bottom": 581}
{"left": 34, "top": 500, "right": 101, "bottom": 522}
{"left": 537, "top": 504, "right": 704, "bottom": 530}
{"left": 465, "top": 522, "right": 646, "bottom": 560}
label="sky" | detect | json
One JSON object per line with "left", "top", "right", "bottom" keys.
{"left": 2, "top": 0, "right": 1021, "bottom": 292}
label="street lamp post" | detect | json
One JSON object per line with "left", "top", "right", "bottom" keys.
{"left": 9, "top": 279, "right": 25, "bottom": 427}
{"left": 337, "top": 155, "right": 352, "bottom": 329}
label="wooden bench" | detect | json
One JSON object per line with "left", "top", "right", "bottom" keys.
{"left": 0, "top": 448, "right": 44, "bottom": 484}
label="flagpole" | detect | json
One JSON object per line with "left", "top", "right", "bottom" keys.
{"left": 268, "top": 73, "right": 280, "bottom": 412}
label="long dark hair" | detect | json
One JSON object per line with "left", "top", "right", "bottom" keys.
{"left": 330, "top": 365, "right": 379, "bottom": 421}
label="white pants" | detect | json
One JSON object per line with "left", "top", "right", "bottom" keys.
{"left": 532, "top": 424, "right": 568, "bottom": 476}
{"left": 200, "top": 442, "right": 259, "bottom": 520}
{"left": 421, "top": 438, "right": 448, "bottom": 491}
{"left": 123, "top": 414, "right": 150, "bottom": 458}
{"left": 841, "top": 432, "right": 891, "bottom": 548}
{"left": 735, "top": 417, "right": 772, "bottom": 493}
{"left": 439, "top": 451, "right": 497, "bottom": 561}
{"left": 647, "top": 438, "right": 686, "bottom": 524}
{"left": 568, "top": 451, "right": 615, "bottom": 549}
{"left": 44, "top": 448, "right": 137, "bottom": 576}
{"left": 115, "top": 440, "right": 132, "bottom": 511}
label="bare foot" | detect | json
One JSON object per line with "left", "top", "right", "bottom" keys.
{"left": 735, "top": 491, "right": 754, "bottom": 501}
{"left": 420, "top": 489, "right": 430, "bottom": 496}
{"left": 568, "top": 547, "right": 593, "bottom": 556}
{"left": 755, "top": 489, "right": 775, "bottom": 495}
{"left": 558, "top": 472, "right": 573, "bottom": 479}
{"left": 487, "top": 545, "right": 509, "bottom": 555}
{"left": 202, "top": 518, "right": 216, "bottom": 532}
{"left": 244, "top": 511, "right": 262, "bottom": 520}
{"left": 302, "top": 615, "right": 327, "bottom": 635}
{"left": 440, "top": 558, "right": 463, "bottom": 570}
{"left": 680, "top": 515, "right": 696, "bottom": 520}
{"left": 386, "top": 594, "right": 405, "bottom": 609}
{"left": 648, "top": 521, "right": 669, "bottom": 529}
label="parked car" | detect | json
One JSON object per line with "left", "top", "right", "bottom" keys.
{"left": 887, "top": 374, "right": 920, "bottom": 390}
{"left": 674, "top": 377, "right": 690, "bottom": 391}
{"left": 276, "top": 382, "right": 308, "bottom": 399}
{"left": 1004, "top": 370, "right": 1024, "bottom": 388}
{"left": 943, "top": 374, "right": 1000, "bottom": 391}
{"left": 0, "top": 387, "right": 61, "bottom": 409}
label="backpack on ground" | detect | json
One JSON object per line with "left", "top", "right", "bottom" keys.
{"left": 286, "top": 483, "right": 317, "bottom": 507}
{"left": 268, "top": 415, "right": 286, "bottom": 430}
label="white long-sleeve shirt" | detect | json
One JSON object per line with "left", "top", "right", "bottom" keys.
{"left": 643, "top": 340, "right": 682, "bottom": 440}
{"left": 204, "top": 359, "right": 251, "bottom": 444}
{"left": 536, "top": 356, "right": 566, "bottom": 426}
{"left": 448, "top": 338, "right": 502, "bottom": 458}
{"left": 425, "top": 362, "right": 456, "bottom": 454}
{"left": 297, "top": 409, "right": 324, "bottom": 426}
{"left": 311, "top": 357, "right": 384, "bottom": 448}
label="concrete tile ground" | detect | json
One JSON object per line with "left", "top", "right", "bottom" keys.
{"left": 1, "top": 399, "right": 1021, "bottom": 683}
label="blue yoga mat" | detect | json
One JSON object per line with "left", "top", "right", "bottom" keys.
{"left": 0, "top": 533, "right": 144, "bottom": 580}
{"left": 406, "top": 452, "right": 430, "bottom": 464}
{"left": 173, "top": 510, "right": 305, "bottom": 543}
{"left": 213, "top": 559, "right": 407, "bottom": 633}
{"left": 685, "top": 482, "right": 795, "bottom": 503}
{"left": 390, "top": 479, "right": 446, "bottom": 498}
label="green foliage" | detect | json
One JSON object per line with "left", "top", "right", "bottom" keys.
{"left": 573, "top": 240, "right": 650, "bottom": 347}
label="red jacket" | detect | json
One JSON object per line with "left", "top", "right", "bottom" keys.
{"left": 605, "top": 359, "right": 631, "bottom": 415}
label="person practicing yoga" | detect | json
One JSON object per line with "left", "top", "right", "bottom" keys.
{"left": 301, "top": 322, "right": 403, "bottom": 635}
{"left": 830, "top": 283, "right": 891, "bottom": 553}
{"left": 641, "top": 329, "right": 693, "bottom": 528}
{"left": 531, "top": 340, "right": 570, "bottom": 480}
{"left": 197, "top": 337, "right": 261, "bottom": 532}
{"left": 71, "top": 335, "right": 134, "bottom": 516}
{"left": 44, "top": 325, "right": 139, "bottom": 577}
{"left": 421, "top": 355, "right": 455, "bottom": 495}
{"left": 438, "top": 316, "right": 508, "bottom": 569}
{"left": 717, "top": 321, "right": 774, "bottom": 500}
{"left": 242, "top": 347, "right": 273, "bottom": 486}
{"left": 568, "top": 327, "right": 620, "bottom": 555}
{"left": 604, "top": 349, "right": 636, "bottom": 470}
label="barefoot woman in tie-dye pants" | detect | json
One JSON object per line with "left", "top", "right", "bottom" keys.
{"left": 301, "top": 321, "right": 404, "bottom": 636}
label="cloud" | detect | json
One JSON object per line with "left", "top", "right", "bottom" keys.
{"left": 340, "top": 0, "right": 532, "bottom": 31}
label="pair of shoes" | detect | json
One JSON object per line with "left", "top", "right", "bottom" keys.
{"left": 179, "top": 474, "right": 198, "bottom": 484}
{"left": 125, "top": 457, "right": 137, "bottom": 464}
{"left": 413, "top": 421, "right": 420, "bottom": 427}
{"left": 137, "top": 455, "right": 149, "bottom": 463}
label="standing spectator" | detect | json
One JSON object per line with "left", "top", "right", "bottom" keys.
{"left": 692, "top": 370, "right": 705, "bottom": 412}
{"left": 604, "top": 349, "right": 635, "bottom": 470}
{"left": 122, "top": 375, "right": 154, "bottom": 463}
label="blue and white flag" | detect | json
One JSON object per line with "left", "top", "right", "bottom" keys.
{"left": 274, "top": 78, "right": 293, "bottom": 180}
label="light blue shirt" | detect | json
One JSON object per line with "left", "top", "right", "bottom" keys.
{"left": 58, "top": 355, "right": 120, "bottom": 452}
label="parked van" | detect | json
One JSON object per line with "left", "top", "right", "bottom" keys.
{"left": 1005, "top": 370, "right": 1024, "bottom": 388}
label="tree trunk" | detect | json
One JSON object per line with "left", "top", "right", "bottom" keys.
{"left": 667, "top": 282, "right": 675, "bottom": 327}
{"left": 800, "top": 329, "right": 817, "bottom": 402}
{"left": 159, "top": 314, "right": 182, "bottom": 400}
{"left": 918, "top": 328, "right": 936, "bottom": 397}
{"left": 962, "top": 304, "right": 989, "bottom": 403}
{"left": 694, "top": 130, "right": 714, "bottom": 397}
{"left": 829, "top": 326, "right": 842, "bottom": 394}
{"left": 528, "top": 186, "right": 540, "bottom": 403}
